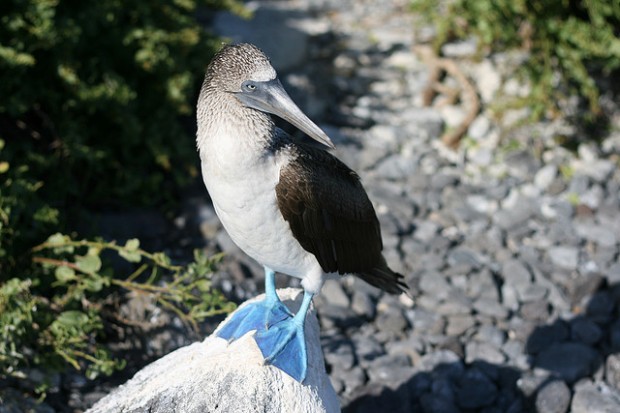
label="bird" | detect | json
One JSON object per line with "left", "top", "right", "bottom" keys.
{"left": 196, "top": 43, "right": 407, "bottom": 382}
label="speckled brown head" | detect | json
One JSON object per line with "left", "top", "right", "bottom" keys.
{"left": 204, "top": 43, "right": 276, "bottom": 92}
{"left": 199, "top": 43, "right": 334, "bottom": 149}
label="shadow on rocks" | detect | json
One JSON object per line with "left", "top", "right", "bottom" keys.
{"left": 343, "top": 360, "right": 523, "bottom": 413}
{"left": 343, "top": 282, "right": 620, "bottom": 413}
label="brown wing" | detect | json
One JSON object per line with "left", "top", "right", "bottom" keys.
{"left": 276, "top": 144, "right": 383, "bottom": 274}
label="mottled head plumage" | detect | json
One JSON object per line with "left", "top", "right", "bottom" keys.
{"left": 206, "top": 43, "right": 276, "bottom": 92}
{"left": 197, "top": 42, "right": 335, "bottom": 151}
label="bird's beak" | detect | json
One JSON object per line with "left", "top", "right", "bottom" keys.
{"left": 235, "top": 79, "right": 335, "bottom": 149}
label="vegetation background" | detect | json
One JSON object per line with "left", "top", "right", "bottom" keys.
{"left": 0, "top": 0, "right": 244, "bottom": 403}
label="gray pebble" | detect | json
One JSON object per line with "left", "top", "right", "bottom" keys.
{"left": 366, "top": 354, "right": 413, "bottom": 385}
{"left": 574, "top": 221, "right": 618, "bottom": 247}
{"left": 571, "top": 381, "right": 620, "bottom": 413}
{"left": 445, "top": 314, "right": 476, "bottom": 336}
{"left": 534, "top": 164, "right": 558, "bottom": 190}
{"left": 465, "top": 341, "right": 506, "bottom": 365}
{"left": 535, "top": 380, "right": 571, "bottom": 413}
{"left": 351, "top": 290, "right": 376, "bottom": 319}
{"left": 321, "top": 279, "right": 351, "bottom": 308}
{"left": 548, "top": 246, "right": 580, "bottom": 270}
{"left": 474, "top": 297, "right": 509, "bottom": 320}
{"left": 375, "top": 306, "right": 408, "bottom": 336}
{"left": 605, "top": 354, "right": 620, "bottom": 390}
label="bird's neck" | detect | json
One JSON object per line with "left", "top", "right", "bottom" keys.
{"left": 196, "top": 88, "right": 275, "bottom": 158}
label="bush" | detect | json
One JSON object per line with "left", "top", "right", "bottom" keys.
{"left": 0, "top": 0, "right": 245, "bottom": 273}
{"left": 1, "top": 234, "right": 234, "bottom": 393}
{"left": 411, "top": 0, "right": 620, "bottom": 119}
{"left": 0, "top": 0, "right": 244, "bottom": 396}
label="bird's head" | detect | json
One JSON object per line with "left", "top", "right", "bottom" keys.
{"left": 204, "top": 43, "right": 334, "bottom": 149}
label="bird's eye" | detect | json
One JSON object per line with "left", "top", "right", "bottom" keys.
{"left": 244, "top": 82, "right": 256, "bottom": 91}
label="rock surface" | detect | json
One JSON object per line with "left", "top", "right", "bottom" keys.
{"left": 86, "top": 289, "right": 338, "bottom": 413}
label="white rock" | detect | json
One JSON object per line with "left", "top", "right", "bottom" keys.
{"left": 534, "top": 165, "right": 557, "bottom": 191}
{"left": 468, "top": 115, "right": 491, "bottom": 140}
{"left": 473, "top": 60, "right": 501, "bottom": 103}
{"left": 87, "top": 289, "right": 339, "bottom": 413}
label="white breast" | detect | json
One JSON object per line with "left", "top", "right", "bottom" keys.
{"left": 198, "top": 125, "right": 324, "bottom": 293}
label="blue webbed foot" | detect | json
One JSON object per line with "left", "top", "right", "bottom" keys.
{"left": 255, "top": 314, "right": 308, "bottom": 382}
{"left": 216, "top": 296, "right": 292, "bottom": 341}
{"left": 216, "top": 267, "right": 315, "bottom": 383}
{"left": 217, "top": 267, "right": 292, "bottom": 341}
{"left": 254, "top": 290, "right": 314, "bottom": 382}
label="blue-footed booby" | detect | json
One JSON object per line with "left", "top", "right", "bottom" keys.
{"left": 196, "top": 43, "right": 407, "bottom": 382}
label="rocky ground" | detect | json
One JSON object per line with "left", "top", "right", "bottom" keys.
{"left": 6, "top": 0, "right": 619, "bottom": 412}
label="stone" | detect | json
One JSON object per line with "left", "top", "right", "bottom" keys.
{"left": 574, "top": 221, "right": 618, "bottom": 248}
{"left": 321, "top": 279, "right": 350, "bottom": 308}
{"left": 526, "top": 322, "right": 570, "bottom": 354}
{"left": 548, "top": 246, "right": 579, "bottom": 271}
{"left": 419, "top": 270, "right": 450, "bottom": 300}
{"left": 351, "top": 290, "right": 376, "bottom": 319}
{"left": 473, "top": 297, "right": 509, "bottom": 319}
{"left": 571, "top": 317, "right": 603, "bottom": 345}
{"left": 441, "top": 38, "right": 478, "bottom": 57}
{"left": 465, "top": 341, "right": 506, "bottom": 365}
{"left": 473, "top": 61, "right": 502, "bottom": 103}
{"left": 416, "top": 350, "right": 464, "bottom": 378}
{"left": 502, "top": 259, "right": 532, "bottom": 285}
{"left": 474, "top": 325, "right": 506, "bottom": 348}
{"left": 445, "top": 314, "right": 476, "bottom": 336}
{"left": 571, "top": 382, "right": 620, "bottom": 413}
{"left": 605, "top": 354, "right": 620, "bottom": 390}
{"left": 456, "top": 368, "right": 498, "bottom": 409}
{"left": 534, "top": 342, "right": 599, "bottom": 383}
{"left": 375, "top": 306, "right": 408, "bottom": 336}
{"left": 366, "top": 354, "right": 414, "bottom": 385}
{"left": 352, "top": 333, "right": 384, "bottom": 368}
{"left": 332, "top": 365, "right": 365, "bottom": 396}
{"left": 323, "top": 337, "right": 355, "bottom": 372}
{"left": 418, "top": 394, "right": 460, "bottom": 413}
{"left": 414, "top": 220, "right": 440, "bottom": 242}
{"left": 87, "top": 289, "right": 338, "bottom": 413}
{"left": 468, "top": 115, "right": 491, "bottom": 140}
{"left": 535, "top": 380, "right": 571, "bottom": 413}
{"left": 534, "top": 164, "right": 558, "bottom": 190}
{"left": 521, "top": 299, "right": 550, "bottom": 321}
{"left": 447, "top": 247, "right": 482, "bottom": 271}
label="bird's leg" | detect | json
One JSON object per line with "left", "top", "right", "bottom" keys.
{"left": 254, "top": 290, "right": 314, "bottom": 383}
{"left": 216, "top": 267, "right": 293, "bottom": 341}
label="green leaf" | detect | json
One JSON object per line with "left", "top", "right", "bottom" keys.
{"left": 83, "top": 276, "right": 105, "bottom": 292}
{"left": 194, "top": 279, "right": 211, "bottom": 292}
{"left": 56, "top": 310, "right": 89, "bottom": 327}
{"left": 119, "top": 250, "right": 141, "bottom": 263}
{"left": 55, "top": 266, "right": 76, "bottom": 282}
{"left": 124, "top": 239, "right": 140, "bottom": 251}
{"left": 47, "top": 233, "right": 68, "bottom": 245}
{"left": 76, "top": 255, "right": 102, "bottom": 273}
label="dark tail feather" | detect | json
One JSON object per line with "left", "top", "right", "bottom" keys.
{"left": 357, "top": 256, "right": 407, "bottom": 295}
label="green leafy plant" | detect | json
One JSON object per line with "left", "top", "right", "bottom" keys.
{"left": 1, "top": 233, "right": 234, "bottom": 393}
{"left": 411, "top": 0, "right": 620, "bottom": 120}
{"left": 0, "top": 0, "right": 245, "bottom": 276}
{"left": 1, "top": 0, "right": 246, "bottom": 397}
